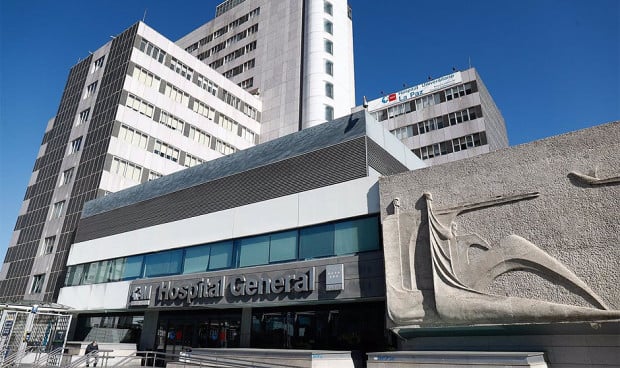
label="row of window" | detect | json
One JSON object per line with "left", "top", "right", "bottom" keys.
{"left": 169, "top": 57, "right": 194, "bottom": 81}
{"left": 412, "top": 131, "right": 488, "bottom": 160}
{"left": 123, "top": 91, "right": 248, "bottom": 152}
{"left": 223, "top": 58, "right": 255, "bottom": 78}
{"left": 139, "top": 39, "right": 166, "bottom": 64}
{"left": 209, "top": 41, "right": 257, "bottom": 70}
{"left": 197, "top": 24, "right": 259, "bottom": 61}
{"left": 136, "top": 39, "right": 261, "bottom": 122}
{"left": 373, "top": 81, "right": 478, "bottom": 122}
{"left": 324, "top": 2, "right": 335, "bottom": 110}
{"left": 188, "top": 6, "right": 259, "bottom": 52}
{"left": 216, "top": 0, "right": 247, "bottom": 17}
{"left": 64, "top": 216, "right": 380, "bottom": 286}
{"left": 391, "top": 106, "right": 482, "bottom": 140}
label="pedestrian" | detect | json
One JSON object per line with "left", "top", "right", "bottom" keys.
{"left": 85, "top": 340, "right": 99, "bottom": 367}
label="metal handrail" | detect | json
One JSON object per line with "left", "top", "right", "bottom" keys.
{"left": 32, "top": 346, "right": 64, "bottom": 367}
{"left": 100, "top": 350, "right": 310, "bottom": 368}
{"left": 1, "top": 346, "right": 37, "bottom": 367}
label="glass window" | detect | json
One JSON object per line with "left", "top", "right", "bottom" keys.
{"left": 334, "top": 217, "right": 380, "bottom": 255}
{"left": 184, "top": 244, "right": 211, "bottom": 274}
{"left": 325, "top": 60, "right": 333, "bottom": 76}
{"left": 104, "top": 258, "right": 125, "bottom": 282}
{"left": 31, "top": 274, "right": 45, "bottom": 293}
{"left": 324, "top": 39, "right": 333, "bottom": 54}
{"left": 82, "top": 262, "right": 100, "bottom": 285}
{"left": 208, "top": 241, "right": 233, "bottom": 270}
{"left": 324, "top": 1, "right": 333, "bottom": 15}
{"left": 325, "top": 105, "right": 334, "bottom": 121}
{"left": 144, "top": 249, "right": 183, "bottom": 277}
{"left": 299, "top": 223, "right": 334, "bottom": 259}
{"left": 269, "top": 230, "right": 297, "bottom": 263}
{"left": 95, "top": 260, "right": 111, "bottom": 283}
{"left": 324, "top": 20, "right": 333, "bottom": 34}
{"left": 65, "top": 264, "right": 84, "bottom": 286}
{"left": 237, "top": 235, "right": 270, "bottom": 267}
{"left": 325, "top": 82, "right": 334, "bottom": 98}
{"left": 123, "top": 255, "right": 144, "bottom": 280}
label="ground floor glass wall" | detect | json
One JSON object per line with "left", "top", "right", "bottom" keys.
{"left": 251, "top": 302, "right": 388, "bottom": 351}
{"left": 156, "top": 310, "right": 241, "bottom": 355}
{"left": 74, "top": 313, "right": 143, "bottom": 343}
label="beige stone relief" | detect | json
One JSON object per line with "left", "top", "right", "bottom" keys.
{"left": 384, "top": 191, "right": 620, "bottom": 327}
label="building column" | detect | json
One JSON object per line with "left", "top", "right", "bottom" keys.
{"left": 139, "top": 310, "right": 159, "bottom": 351}
{"left": 240, "top": 308, "right": 252, "bottom": 348}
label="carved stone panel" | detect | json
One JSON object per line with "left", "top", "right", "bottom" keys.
{"left": 379, "top": 121, "right": 620, "bottom": 328}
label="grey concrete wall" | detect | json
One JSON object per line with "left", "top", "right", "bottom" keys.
{"left": 378, "top": 121, "right": 620, "bottom": 366}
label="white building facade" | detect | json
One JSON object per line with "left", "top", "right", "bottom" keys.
{"left": 177, "top": 0, "right": 355, "bottom": 142}
{"left": 0, "top": 22, "right": 261, "bottom": 302}
{"left": 363, "top": 68, "right": 508, "bottom": 165}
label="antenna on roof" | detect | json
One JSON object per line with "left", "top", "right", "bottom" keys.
{"left": 142, "top": 8, "right": 148, "bottom": 22}
{"left": 468, "top": 56, "right": 472, "bottom": 69}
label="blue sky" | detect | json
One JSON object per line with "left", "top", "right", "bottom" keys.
{"left": 0, "top": 0, "right": 618, "bottom": 262}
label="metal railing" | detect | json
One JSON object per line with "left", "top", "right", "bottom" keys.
{"left": 1, "top": 346, "right": 37, "bottom": 367}
{"left": 32, "top": 346, "right": 64, "bottom": 367}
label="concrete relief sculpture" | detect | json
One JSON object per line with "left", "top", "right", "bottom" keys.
{"left": 568, "top": 168, "right": 620, "bottom": 186}
{"left": 384, "top": 192, "right": 620, "bottom": 327}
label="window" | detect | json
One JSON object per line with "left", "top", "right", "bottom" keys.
{"left": 415, "top": 92, "right": 441, "bottom": 110}
{"left": 118, "top": 125, "right": 148, "bottom": 149}
{"left": 218, "top": 114, "right": 238, "bottom": 133}
{"left": 208, "top": 241, "right": 233, "bottom": 270}
{"left": 123, "top": 256, "right": 144, "bottom": 280}
{"left": 163, "top": 83, "right": 190, "bottom": 106}
{"left": 92, "top": 56, "right": 105, "bottom": 73}
{"left": 238, "top": 77, "right": 254, "bottom": 89}
{"left": 68, "top": 137, "right": 82, "bottom": 154}
{"left": 42, "top": 236, "right": 55, "bottom": 255}
{"left": 325, "top": 60, "right": 333, "bottom": 76}
{"left": 387, "top": 102, "right": 412, "bottom": 118}
{"left": 324, "top": 20, "right": 333, "bottom": 34}
{"left": 324, "top": 1, "right": 333, "bottom": 15}
{"left": 59, "top": 167, "right": 74, "bottom": 186}
{"left": 153, "top": 141, "right": 180, "bottom": 163}
{"left": 239, "top": 126, "right": 256, "bottom": 143}
{"left": 31, "top": 274, "right": 45, "bottom": 294}
{"left": 236, "top": 235, "right": 270, "bottom": 267}
{"left": 144, "top": 249, "right": 183, "bottom": 277}
{"left": 169, "top": 57, "right": 194, "bottom": 80}
{"left": 132, "top": 66, "right": 160, "bottom": 88}
{"left": 62, "top": 216, "right": 379, "bottom": 286}
{"left": 325, "top": 105, "right": 334, "bottom": 121}
{"left": 299, "top": 223, "right": 334, "bottom": 259}
{"left": 215, "top": 139, "right": 236, "bottom": 155}
{"left": 183, "top": 244, "right": 212, "bottom": 274}
{"left": 126, "top": 94, "right": 154, "bottom": 118}
{"left": 196, "top": 74, "right": 218, "bottom": 95}
{"left": 184, "top": 154, "right": 204, "bottom": 168}
{"left": 159, "top": 111, "right": 184, "bottom": 131}
{"left": 190, "top": 126, "right": 211, "bottom": 146}
{"left": 110, "top": 157, "right": 143, "bottom": 182}
{"left": 148, "top": 171, "right": 162, "bottom": 181}
{"left": 324, "top": 39, "right": 333, "bottom": 54}
{"left": 325, "top": 82, "right": 334, "bottom": 98}
{"left": 334, "top": 217, "right": 380, "bottom": 255}
{"left": 192, "top": 100, "right": 215, "bottom": 120}
{"left": 222, "top": 59, "right": 256, "bottom": 78}
{"left": 444, "top": 82, "right": 475, "bottom": 101}
{"left": 138, "top": 38, "right": 166, "bottom": 63}
{"left": 51, "top": 201, "right": 65, "bottom": 219}
{"left": 76, "top": 108, "right": 90, "bottom": 126}
{"left": 84, "top": 82, "right": 97, "bottom": 99}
